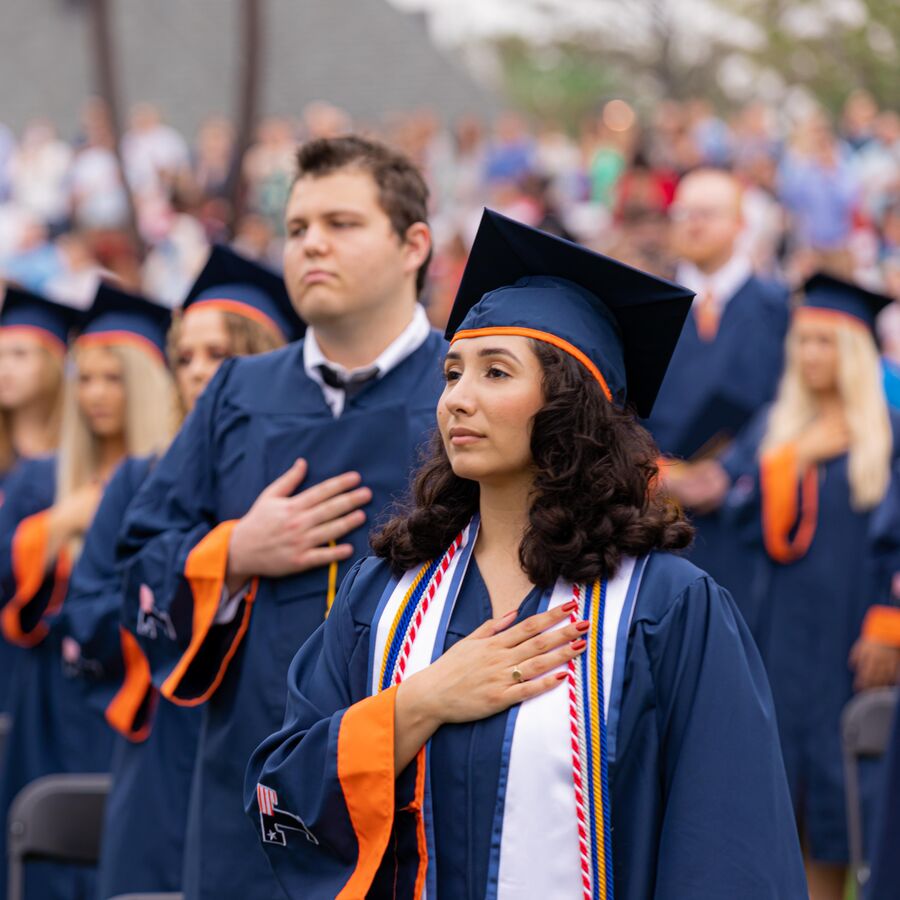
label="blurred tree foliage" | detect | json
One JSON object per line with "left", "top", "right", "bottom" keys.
{"left": 731, "top": 0, "right": 899, "bottom": 111}
{"left": 496, "top": 39, "right": 621, "bottom": 125}
{"left": 486, "top": 0, "right": 897, "bottom": 122}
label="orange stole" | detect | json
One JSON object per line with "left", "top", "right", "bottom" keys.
{"left": 336, "top": 686, "right": 427, "bottom": 899}
{"left": 1, "top": 510, "right": 72, "bottom": 647}
{"left": 760, "top": 442, "right": 819, "bottom": 563}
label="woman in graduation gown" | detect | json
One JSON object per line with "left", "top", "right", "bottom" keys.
{"left": 0, "top": 287, "right": 75, "bottom": 713}
{"left": 246, "top": 210, "right": 807, "bottom": 899}
{"left": 61, "top": 246, "right": 301, "bottom": 900}
{"left": 710, "top": 274, "right": 900, "bottom": 899}
{"left": 0, "top": 282, "right": 176, "bottom": 900}
{"left": 0, "top": 287, "right": 68, "bottom": 492}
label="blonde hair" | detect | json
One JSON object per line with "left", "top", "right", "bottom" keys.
{"left": 0, "top": 346, "right": 65, "bottom": 473}
{"left": 56, "top": 343, "right": 178, "bottom": 554}
{"left": 762, "top": 317, "right": 892, "bottom": 510}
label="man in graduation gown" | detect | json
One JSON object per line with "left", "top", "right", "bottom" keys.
{"left": 117, "top": 135, "right": 445, "bottom": 900}
{"left": 643, "top": 168, "right": 789, "bottom": 592}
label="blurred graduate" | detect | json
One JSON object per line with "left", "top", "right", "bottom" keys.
{"left": 644, "top": 168, "right": 789, "bottom": 596}
{"left": 711, "top": 274, "right": 900, "bottom": 899}
{"left": 246, "top": 210, "right": 807, "bottom": 899}
{"left": 0, "top": 286, "right": 70, "bottom": 712}
{"left": 60, "top": 246, "right": 299, "bottom": 898}
{"left": 0, "top": 282, "right": 176, "bottom": 900}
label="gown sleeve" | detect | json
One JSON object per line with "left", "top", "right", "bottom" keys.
{"left": 0, "top": 462, "right": 66, "bottom": 648}
{"left": 860, "top": 459, "right": 900, "bottom": 647}
{"left": 61, "top": 457, "right": 144, "bottom": 719}
{"left": 117, "top": 360, "right": 259, "bottom": 706}
{"left": 643, "top": 574, "right": 808, "bottom": 898}
{"left": 244, "top": 559, "right": 428, "bottom": 900}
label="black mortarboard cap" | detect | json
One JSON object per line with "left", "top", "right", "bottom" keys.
{"left": 80, "top": 282, "right": 172, "bottom": 359}
{"left": 445, "top": 209, "right": 695, "bottom": 417}
{"left": 183, "top": 245, "right": 305, "bottom": 343}
{"left": 1, "top": 285, "right": 83, "bottom": 353}
{"left": 801, "top": 272, "right": 892, "bottom": 335}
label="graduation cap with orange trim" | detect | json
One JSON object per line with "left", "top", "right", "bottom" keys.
{"left": 79, "top": 283, "right": 172, "bottom": 361}
{"left": 445, "top": 209, "right": 695, "bottom": 417}
{"left": 1, "top": 285, "right": 84, "bottom": 355}
{"left": 183, "top": 244, "right": 305, "bottom": 343}
{"left": 799, "top": 272, "right": 892, "bottom": 337}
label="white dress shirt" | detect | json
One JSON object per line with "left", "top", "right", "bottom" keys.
{"left": 676, "top": 254, "right": 754, "bottom": 317}
{"left": 303, "top": 304, "right": 432, "bottom": 417}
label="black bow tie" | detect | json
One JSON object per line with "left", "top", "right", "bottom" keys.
{"left": 317, "top": 364, "right": 380, "bottom": 400}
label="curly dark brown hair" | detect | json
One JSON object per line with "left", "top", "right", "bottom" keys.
{"left": 372, "top": 341, "right": 693, "bottom": 586}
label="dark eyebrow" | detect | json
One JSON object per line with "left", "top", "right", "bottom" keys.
{"left": 443, "top": 347, "right": 521, "bottom": 364}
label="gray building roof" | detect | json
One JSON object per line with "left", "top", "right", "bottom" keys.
{"left": 1, "top": 0, "right": 497, "bottom": 137}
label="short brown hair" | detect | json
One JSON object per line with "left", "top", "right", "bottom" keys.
{"left": 295, "top": 135, "right": 432, "bottom": 294}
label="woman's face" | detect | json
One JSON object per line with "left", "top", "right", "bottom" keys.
{"left": 0, "top": 332, "right": 55, "bottom": 409}
{"left": 76, "top": 345, "right": 126, "bottom": 438}
{"left": 794, "top": 316, "right": 840, "bottom": 394}
{"left": 438, "top": 335, "right": 545, "bottom": 485}
{"left": 173, "top": 308, "right": 232, "bottom": 413}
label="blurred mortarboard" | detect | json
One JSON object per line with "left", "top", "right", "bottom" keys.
{"left": 445, "top": 208, "right": 695, "bottom": 417}
{"left": 78, "top": 282, "right": 171, "bottom": 361}
{"left": 1, "top": 285, "right": 83, "bottom": 355}
{"left": 799, "top": 272, "right": 892, "bottom": 336}
{"left": 183, "top": 244, "right": 305, "bottom": 343}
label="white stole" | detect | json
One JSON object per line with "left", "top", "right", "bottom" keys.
{"left": 368, "top": 519, "right": 642, "bottom": 899}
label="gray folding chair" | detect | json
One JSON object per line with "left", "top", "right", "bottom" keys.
{"left": 841, "top": 686, "right": 898, "bottom": 891}
{"left": 7, "top": 773, "right": 111, "bottom": 900}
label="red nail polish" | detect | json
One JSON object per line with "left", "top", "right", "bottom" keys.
{"left": 561, "top": 600, "right": 578, "bottom": 613}
{"left": 570, "top": 639, "right": 587, "bottom": 651}
{"left": 555, "top": 671, "right": 568, "bottom": 681}
{"left": 575, "top": 620, "right": 590, "bottom": 632}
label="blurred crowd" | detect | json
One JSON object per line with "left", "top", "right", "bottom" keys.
{"left": 0, "top": 90, "right": 897, "bottom": 330}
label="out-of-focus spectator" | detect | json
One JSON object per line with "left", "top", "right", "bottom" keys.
{"left": 0, "top": 123, "right": 15, "bottom": 202}
{"left": 242, "top": 117, "right": 298, "bottom": 232}
{"left": 69, "top": 98, "right": 130, "bottom": 232}
{"left": 194, "top": 116, "right": 236, "bottom": 202}
{"left": 484, "top": 112, "right": 535, "bottom": 185}
{"left": 841, "top": 88, "right": 879, "bottom": 151}
{"left": 778, "top": 110, "right": 859, "bottom": 254}
{"left": 42, "top": 232, "right": 106, "bottom": 309}
{"left": 0, "top": 214, "right": 59, "bottom": 293}
{"left": 231, "top": 213, "right": 278, "bottom": 267}
{"left": 122, "top": 103, "right": 192, "bottom": 197}
{"left": 8, "top": 119, "right": 72, "bottom": 234}
{"left": 856, "top": 112, "right": 900, "bottom": 222}
{"left": 588, "top": 120, "right": 629, "bottom": 209}
{"left": 687, "top": 98, "right": 733, "bottom": 167}
{"left": 301, "top": 101, "right": 351, "bottom": 140}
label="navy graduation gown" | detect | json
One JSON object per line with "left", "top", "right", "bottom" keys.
{"left": 0, "top": 457, "right": 113, "bottom": 900}
{"left": 868, "top": 695, "right": 900, "bottom": 900}
{"left": 117, "top": 333, "right": 446, "bottom": 900}
{"left": 62, "top": 454, "right": 201, "bottom": 898}
{"left": 246, "top": 552, "right": 806, "bottom": 899}
{"left": 642, "top": 275, "right": 789, "bottom": 591}
{"left": 721, "top": 409, "right": 900, "bottom": 862}
{"left": 0, "top": 458, "right": 33, "bottom": 715}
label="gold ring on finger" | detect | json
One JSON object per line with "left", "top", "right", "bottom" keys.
{"left": 511, "top": 665, "right": 523, "bottom": 683}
